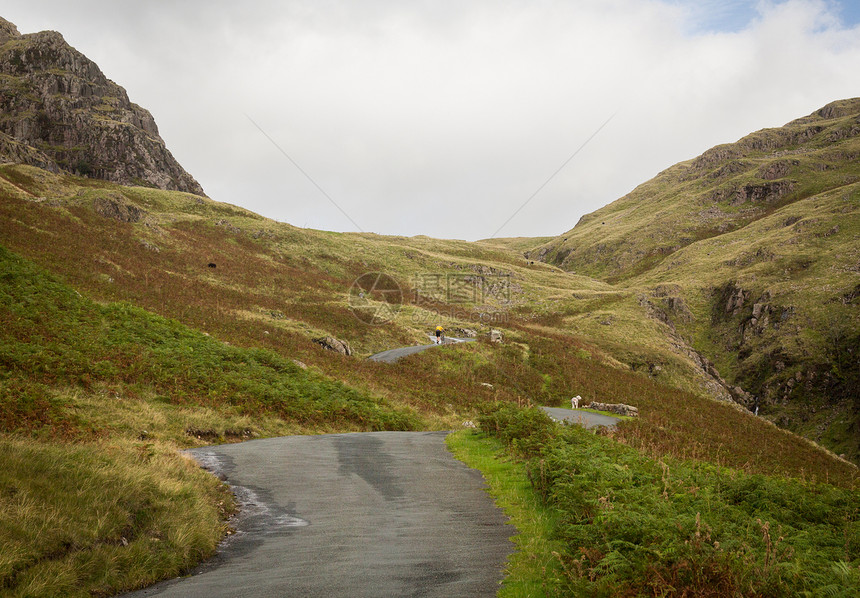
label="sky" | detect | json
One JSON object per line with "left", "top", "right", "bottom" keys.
{"left": 4, "top": 1, "right": 860, "bottom": 240}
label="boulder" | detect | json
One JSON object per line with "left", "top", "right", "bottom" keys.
{"left": 313, "top": 336, "right": 352, "bottom": 356}
{"left": 93, "top": 194, "right": 145, "bottom": 223}
{"left": 451, "top": 327, "right": 477, "bottom": 338}
{"left": 489, "top": 329, "right": 503, "bottom": 343}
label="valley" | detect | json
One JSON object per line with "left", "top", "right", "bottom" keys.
{"left": 0, "top": 14, "right": 858, "bottom": 596}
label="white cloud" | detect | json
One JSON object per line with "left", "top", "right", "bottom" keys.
{"left": 3, "top": 0, "right": 860, "bottom": 239}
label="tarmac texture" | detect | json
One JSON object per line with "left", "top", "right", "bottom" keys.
{"left": 540, "top": 406, "right": 620, "bottom": 429}
{"left": 122, "top": 431, "right": 513, "bottom": 598}
{"left": 367, "top": 338, "right": 474, "bottom": 363}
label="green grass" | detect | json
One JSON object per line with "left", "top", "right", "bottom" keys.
{"left": 474, "top": 405, "right": 860, "bottom": 597}
{"left": 447, "top": 430, "right": 565, "bottom": 597}
{"left": 0, "top": 438, "right": 232, "bottom": 597}
{"left": 0, "top": 244, "right": 420, "bottom": 437}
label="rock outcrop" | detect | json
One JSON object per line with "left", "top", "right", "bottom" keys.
{"left": 0, "top": 16, "right": 204, "bottom": 196}
{"left": 313, "top": 336, "right": 352, "bottom": 356}
{"left": 92, "top": 192, "right": 147, "bottom": 223}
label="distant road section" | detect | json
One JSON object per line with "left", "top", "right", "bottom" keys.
{"left": 540, "top": 406, "right": 620, "bottom": 429}
{"left": 368, "top": 338, "right": 475, "bottom": 364}
{"left": 122, "top": 432, "right": 512, "bottom": 598}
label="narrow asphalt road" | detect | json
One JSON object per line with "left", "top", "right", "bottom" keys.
{"left": 368, "top": 338, "right": 475, "bottom": 364}
{"left": 123, "top": 432, "right": 513, "bottom": 598}
{"left": 540, "top": 406, "right": 620, "bottom": 429}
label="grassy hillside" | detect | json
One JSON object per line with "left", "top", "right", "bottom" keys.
{"left": 527, "top": 99, "right": 860, "bottom": 461}
{"left": 1, "top": 151, "right": 857, "bottom": 595}
{"left": 0, "top": 162, "right": 722, "bottom": 408}
{"left": 636, "top": 183, "right": 860, "bottom": 461}
{"left": 532, "top": 98, "right": 860, "bottom": 281}
{"left": 0, "top": 242, "right": 420, "bottom": 596}
{"left": 1, "top": 162, "right": 855, "bottom": 479}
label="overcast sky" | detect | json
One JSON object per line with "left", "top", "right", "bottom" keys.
{"left": 5, "top": 1, "right": 860, "bottom": 240}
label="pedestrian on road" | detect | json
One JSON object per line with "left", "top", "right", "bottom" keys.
{"left": 435, "top": 325, "right": 444, "bottom": 345}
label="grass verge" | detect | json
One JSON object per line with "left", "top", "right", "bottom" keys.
{"left": 0, "top": 438, "right": 232, "bottom": 597}
{"left": 447, "top": 430, "right": 565, "bottom": 597}
{"left": 472, "top": 405, "right": 860, "bottom": 597}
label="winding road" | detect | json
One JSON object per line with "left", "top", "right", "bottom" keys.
{"left": 368, "top": 340, "right": 620, "bottom": 431}
{"left": 367, "top": 338, "right": 475, "bottom": 364}
{"left": 123, "top": 432, "right": 513, "bottom": 598}
{"left": 539, "top": 406, "right": 620, "bottom": 429}
{"left": 122, "top": 340, "right": 619, "bottom": 597}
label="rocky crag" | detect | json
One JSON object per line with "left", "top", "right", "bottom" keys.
{"left": 0, "top": 17, "right": 204, "bottom": 195}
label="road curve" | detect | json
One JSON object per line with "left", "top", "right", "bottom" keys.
{"left": 368, "top": 338, "right": 475, "bottom": 364}
{"left": 123, "top": 432, "right": 513, "bottom": 598}
{"left": 540, "top": 406, "right": 620, "bottom": 429}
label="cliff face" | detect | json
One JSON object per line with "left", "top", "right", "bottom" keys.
{"left": 0, "top": 17, "right": 204, "bottom": 195}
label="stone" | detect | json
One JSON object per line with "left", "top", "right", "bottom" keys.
{"left": 757, "top": 160, "right": 794, "bottom": 180}
{"left": 93, "top": 194, "right": 145, "bottom": 223}
{"left": 752, "top": 303, "right": 764, "bottom": 319}
{"left": 448, "top": 327, "right": 477, "bottom": 338}
{"left": 731, "top": 181, "right": 795, "bottom": 206}
{"left": 489, "top": 329, "right": 503, "bottom": 343}
{"left": 313, "top": 336, "right": 352, "bottom": 356}
{"left": 214, "top": 219, "right": 242, "bottom": 234}
{"left": 725, "top": 285, "right": 749, "bottom": 315}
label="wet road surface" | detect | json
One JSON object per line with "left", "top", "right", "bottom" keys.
{"left": 123, "top": 431, "right": 513, "bottom": 598}
{"left": 367, "top": 338, "right": 474, "bottom": 363}
{"left": 540, "top": 406, "right": 620, "bottom": 429}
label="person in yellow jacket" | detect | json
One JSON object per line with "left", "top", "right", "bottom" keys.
{"left": 434, "top": 325, "right": 445, "bottom": 345}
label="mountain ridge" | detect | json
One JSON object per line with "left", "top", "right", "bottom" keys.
{"left": 527, "top": 98, "right": 859, "bottom": 459}
{"left": 528, "top": 98, "right": 860, "bottom": 279}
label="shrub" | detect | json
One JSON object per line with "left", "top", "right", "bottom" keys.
{"left": 478, "top": 404, "right": 860, "bottom": 597}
